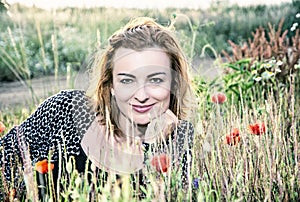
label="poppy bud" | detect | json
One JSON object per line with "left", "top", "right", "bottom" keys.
{"left": 151, "top": 153, "right": 170, "bottom": 173}
{"left": 0, "top": 121, "right": 6, "bottom": 133}
{"left": 211, "top": 92, "right": 227, "bottom": 104}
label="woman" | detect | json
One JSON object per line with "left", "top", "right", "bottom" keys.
{"left": 0, "top": 17, "right": 196, "bottom": 200}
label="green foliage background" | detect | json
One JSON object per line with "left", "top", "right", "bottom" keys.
{"left": 0, "top": 2, "right": 298, "bottom": 81}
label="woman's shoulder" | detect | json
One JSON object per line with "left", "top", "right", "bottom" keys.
{"left": 42, "top": 89, "right": 93, "bottom": 110}
{"left": 30, "top": 89, "right": 95, "bottom": 129}
{"left": 52, "top": 89, "right": 88, "bottom": 101}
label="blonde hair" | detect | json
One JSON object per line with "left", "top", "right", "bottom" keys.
{"left": 86, "top": 17, "right": 196, "bottom": 137}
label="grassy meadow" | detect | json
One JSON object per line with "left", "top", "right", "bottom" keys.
{"left": 0, "top": 2, "right": 299, "bottom": 201}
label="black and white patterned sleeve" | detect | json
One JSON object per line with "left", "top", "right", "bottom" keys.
{"left": 174, "top": 120, "right": 194, "bottom": 188}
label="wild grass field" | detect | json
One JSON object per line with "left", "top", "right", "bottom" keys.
{"left": 0, "top": 2, "right": 299, "bottom": 201}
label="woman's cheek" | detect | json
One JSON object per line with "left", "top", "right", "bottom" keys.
{"left": 147, "top": 87, "right": 170, "bottom": 101}
{"left": 113, "top": 85, "right": 136, "bottom": 101}
{"left": 149, "top": 88, "right": 171, "bottom": 113}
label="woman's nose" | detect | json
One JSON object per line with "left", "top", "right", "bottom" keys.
{"left": 134, "top": 85, "right": 150, "bottom": 103}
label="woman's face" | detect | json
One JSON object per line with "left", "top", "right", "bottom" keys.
{"left": 112, "top": 48, "right": 172, "bottom": 125}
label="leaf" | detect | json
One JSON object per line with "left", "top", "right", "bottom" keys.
{"left": 225, "top": 64, "right": 240, "bottom": 71}
{"left": 243, "top": 81, "right": 254, "bottom": 90}
{"left": 236, "top": 58, "right": 251, "bottom": 65}
{"left": 228, "top": 82, "right": 239, "bottom": 87}
{"left": 227, "top": 88, "right": 240, "bottom": 97}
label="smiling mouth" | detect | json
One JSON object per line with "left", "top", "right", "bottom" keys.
{"left": 131, "top": 104, "right": 155, "bottom": 113}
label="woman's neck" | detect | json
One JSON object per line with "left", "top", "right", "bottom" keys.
{"left": 117, "top": 113, "right": 148, "bottom": 141}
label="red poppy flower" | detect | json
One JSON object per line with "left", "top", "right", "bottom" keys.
{"left": 224, "top": 128, "right": 241, "bottom": 146}
{"left": 35, "top": 159, "right": 54, "bottom": 174}
{"left": 230, "top": 128, "right": 240, "bottom": 137}
{"left": 248, "top": 122, "right": 266, "bottom": 135}
{"left": 151, "top": 153, "right": 170, "bottom": 173}
{"left": 0, "top": 121, "right": 5, "bottom": 133}
{"left": 211, "top": 92, "right": 227, "bottom": 104}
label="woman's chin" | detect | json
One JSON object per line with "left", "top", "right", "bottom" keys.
{"left": 133, "top": 117, "right": 151, "bottom": 126}
{"left": 135, "top": 120, "right": 150, "bottom": 126}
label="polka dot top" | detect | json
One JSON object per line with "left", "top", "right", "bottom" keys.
{"left": 0, "top": 90, "right": 194, "bottom": 199}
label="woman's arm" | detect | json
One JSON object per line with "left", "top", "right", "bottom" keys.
{"left": 143, "top": 119, "right": 194, "bottom": 186}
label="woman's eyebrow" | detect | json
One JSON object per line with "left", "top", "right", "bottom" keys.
{"left": 147, "top": 72, "right": 166, "bottom": 78}
{"left": 117, "top": 73, "right": 136, "bottom": 78}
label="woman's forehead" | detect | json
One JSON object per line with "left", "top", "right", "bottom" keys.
{"left": 113, "top": 47, "right": 171, "bottom": 73}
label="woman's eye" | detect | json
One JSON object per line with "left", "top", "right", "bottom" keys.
{"left": 120, "top": 79, "right": 133, "bottom": 84}
{"left": 149, "top": 78, "right": 164, "bottom": 84}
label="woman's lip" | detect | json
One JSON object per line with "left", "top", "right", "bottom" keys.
{"left": 131, "top": 104, "right": 155, "bottom": 113}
